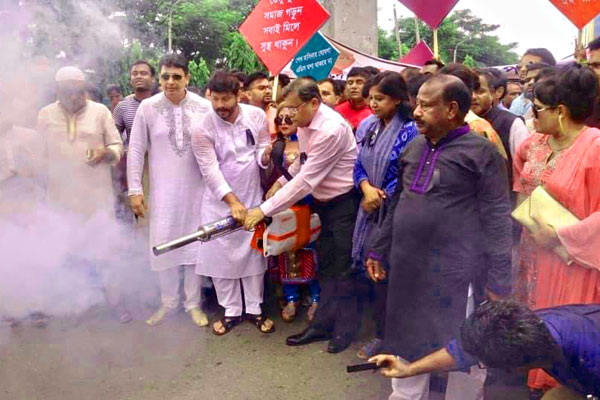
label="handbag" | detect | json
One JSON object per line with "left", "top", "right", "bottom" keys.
{"left": 511, "top": 186, "right": 579, "bottom": 264}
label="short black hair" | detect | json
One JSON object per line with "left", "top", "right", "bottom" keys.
{"left": 187, "top": 85, "right": 202, "bottom": 95}
{"left": 269, "top": 73, "right": 291, "bottom": 87}
{"left": 424, "top": 59, "right": 445, "bottom": 70}
{"left": 534, "top": 62, "right": 598, "bottom": 123}
{"left": 426, "top": 74, "right": 472, "bottom": 116}
{"left": 440, "top": 63, "right": 480, "bottom": 91}
{"left": 461, "top": 301, "right": 556, "bottom": 369}
{"left": 207, "top": 70, "right": 240, "bottom": 95}
{"left": 363, "top": 72, "right": 412, "bottom": 118}
{"left": 131, "top": 59, "right": 156, "bottom": 77}
{"left": 407, "top": 74, "right": 431, "bottom": 99}
{"left": 318, "top": 78, "right": 344, "bottom": 96}
{"left": 476, "top": 68, "right": 507, "bottom": 93}
{"left": 347, "top": 67, "right": 370, "bottom": 80}
{"left": 159, "top": 54, "right": 189, "bottom": 74}
{"left": 244, "top": 71, "right": 269, "bottom": 89}
{"left": 523, "top": 48, "right": 556, "bottom": 66}
{"left": 283, "top": 78, "right": 321, "bottom": 103}
{"left": 106, "top": 84, "right": 122, "bottom": 95}
{"left": 588, "top": 36, "right": 600, "bottom": 52}
{"left": 362, "top": 66, "right": 380, "bottom": 78}
{"left": 333, "top": 79, "right": 346, "bottom": 96}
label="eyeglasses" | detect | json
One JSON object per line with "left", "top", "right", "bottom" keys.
{"left": 532, "top": 104, "right": 557, "bottom": 119}
{"left": 287, "top": 101, "right": 309, "bottom": 115}
{"left": 160, "top": 73, "right": 184, "bottom": 81}
{"left": 274, "top": 115, "right": 293, "bottom": 125}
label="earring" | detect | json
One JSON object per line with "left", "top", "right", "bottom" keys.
{"left": 558, "top": 114, "right": 567, "bottom": 137}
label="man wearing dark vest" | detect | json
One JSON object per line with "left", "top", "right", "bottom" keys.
{"left": 472, "top": 68, "right": 528, "bottom": 167}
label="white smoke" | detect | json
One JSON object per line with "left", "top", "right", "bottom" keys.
{"left": 0, "top": 1, "right": 158, "bottom": 325}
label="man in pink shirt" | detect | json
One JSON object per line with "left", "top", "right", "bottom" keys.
{"left": 334, "top": 67, "right": 373, "bottom": 132}
{"left": 245, "top": 79, "right": 360, "bottom": 354}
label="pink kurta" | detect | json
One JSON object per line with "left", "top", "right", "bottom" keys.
{"left": 513, "top": 127, "right": 600, "bottom": 390}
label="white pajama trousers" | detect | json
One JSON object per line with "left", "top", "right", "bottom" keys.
{"left": 158, "top": 265, "right": 201, "bottom": 312}
{"left": 390, "top": 284, "right": 486, "bottom": 400}
{"left": 212, "top": 273, "right": 265, "bottom": 317}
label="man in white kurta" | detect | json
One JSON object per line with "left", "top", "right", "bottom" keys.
{"left": 127, "top": 54, "right": 211, "bottom": 327}
{"left": 192, "top": 71, "right": 274, "bottom": 335}
{"left": 36, "top": 66, "right": 129, "bottom": 323}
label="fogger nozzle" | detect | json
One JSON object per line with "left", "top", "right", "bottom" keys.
{"left": 152, "top": 216, "right": 240, "bottom": 256}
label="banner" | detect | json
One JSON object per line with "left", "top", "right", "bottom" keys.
{"left": 239, "top": 0, "right": 330, "bottom": 74}
{"left": 397, "top": 0, "right": 459, "bottom": 29}
{"left": 291, "top": 32, "right": 339, "bottom": 81}
{"left": 548, "top": 0, "right": 600, "bottom": 30}
{"left": 399, "top": 41, "right": 435, "bottom": 67}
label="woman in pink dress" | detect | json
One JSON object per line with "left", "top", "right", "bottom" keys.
{"left": 513, "top": 63, "right": 600, "bottom": 393}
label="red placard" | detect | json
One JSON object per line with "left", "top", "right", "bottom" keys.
{"left": 399, "top": 41, "right": 435, "bottom": 67}
{"left": 398, "top": 0, "right": 459, "bottom": 29}
{"left": 239, "top": 0, "right": 330, "bottom": 75}
{"left": 548, "top": 0, "right": 600, "bottom": 29}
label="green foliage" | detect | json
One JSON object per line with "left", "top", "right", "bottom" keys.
{"left": 393, "top": 9, "right": 519, "bottom": 66}
{"left": 223, "top": 32, "right": 266, "bottom": 73}
{"left": 378, "top": 28, "right": 399, "bottom": 61}
{"left": 188, "top": 58, "right": 211, "bottom": 88}
{"left": 463, "top": 55, "right": 475, "bottom": 68}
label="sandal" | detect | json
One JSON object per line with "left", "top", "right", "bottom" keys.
{"left": 281, "top": 302, "right": 298, "bottom": 323}
{"left": 212, "top": 316, "right": 242, "bottom": 336}
{"left": 245, "top": 313, "right": 275, "bottom": 333}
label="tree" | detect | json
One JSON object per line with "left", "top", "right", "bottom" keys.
{"left": 392, "top": 9, "right": 519, "bottom": 66}
{"left": 222, "top": 32, "right": 265, "bottom": 73}
{"left": 188, "top": 58, "right": 211, "bottom": 88}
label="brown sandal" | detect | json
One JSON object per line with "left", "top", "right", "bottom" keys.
{"left": 245, "top": 313, "right": 275, "bottom": 333}
{"left": 212, "top": 316, "right": 242, "bottom": 336}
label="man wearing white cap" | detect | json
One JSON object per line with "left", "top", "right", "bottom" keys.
{"left": 37, "top": 66, "right": 131, "bottom": 323}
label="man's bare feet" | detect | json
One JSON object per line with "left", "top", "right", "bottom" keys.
{"left": 145, "top": 306, "right": 175, "bottom": 326}
{"left": 189, "top": 308, "right": 208, "bottom": 327}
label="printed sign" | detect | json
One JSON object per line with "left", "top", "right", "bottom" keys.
{"left": 398, "top": 0, "right": 459, "bottom": 29}
{"left": 239, "top": 0, "right": 330, "bottom": 74}
{"left": 399, "top": 41, "right": 435, "bottom": 67}
{"left": 548, "top": 0, "right": 600, "bottom": 29}
{"left": 290, "top": 32, "right": 339, "bottom": 80}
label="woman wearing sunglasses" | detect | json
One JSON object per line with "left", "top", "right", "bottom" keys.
{"left": 353, "top": 72, "right": 418, "bottom": 360}
{"left": 268, "top": 103, "right": 321, "bottom": 323}
{"left": 513, "top": 62, "right": 600, "bottom": 394}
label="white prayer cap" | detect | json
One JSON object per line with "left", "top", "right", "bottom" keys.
{"left": 55, "top": 66, "right": 85, "bottom": 82}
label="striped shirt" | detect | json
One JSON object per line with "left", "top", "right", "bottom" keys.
{"left": 112, "top": 95, "right": 142, "bottom": 147}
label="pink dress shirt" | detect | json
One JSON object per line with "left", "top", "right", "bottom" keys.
{"left": 260, "top": 104, "right": 357, "bottom": 217}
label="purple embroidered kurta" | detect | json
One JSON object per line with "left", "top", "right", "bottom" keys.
{"left": 370, "top": 127, "right": 513, "bottom": 361}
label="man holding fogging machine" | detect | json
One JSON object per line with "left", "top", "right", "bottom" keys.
{"left": 244, "top": 78, "right": 360, "bottom": 354}
{"left": 192, "top": 70, "right": 275, "bottom": 336}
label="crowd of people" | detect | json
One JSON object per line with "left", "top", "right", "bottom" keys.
{"left": 1, "top": 40, "right": 599, "bottom": 400}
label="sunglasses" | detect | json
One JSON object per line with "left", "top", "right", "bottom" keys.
{"left": 275, "top": 115, "right": 293, "bottom": 125}
{"left": 160, "top": 73, "right": 184, "bottom": 81}
{"left": 531, "top": 104, "right": 557, "bottom": 119}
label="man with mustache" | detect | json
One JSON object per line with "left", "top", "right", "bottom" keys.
{"left": 127, "top": 54, "right": 211, "bottom": 327}
{"left": 365, "top": 74, "right": 513, "bottom": 399}
{"left": 192, "top": 70, "right": 275, "bottom": 336}
{"left": 335, "top": 67, "right": 373, "bottom": 133}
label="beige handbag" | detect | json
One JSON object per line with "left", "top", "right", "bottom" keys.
{"left": 511, "top": 186, "right": 579, "bottom": 264}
